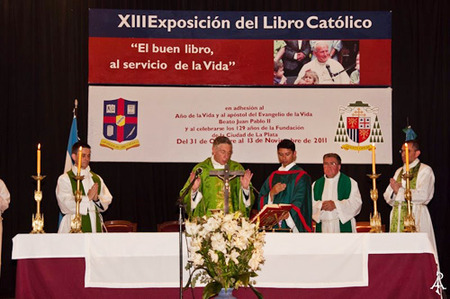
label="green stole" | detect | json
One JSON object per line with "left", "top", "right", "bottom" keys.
{"left": 313, "top": 173, "right": 352, "bottom": 233}
{"left": 390, "top": 162, "right": 421, "bottom": 232}
{"left": 67, "top": 170, "right": 102, "bottom": 233}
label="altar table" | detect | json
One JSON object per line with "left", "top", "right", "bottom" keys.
{"left": 12, "top": 232, "right": 439, "bottom": 299}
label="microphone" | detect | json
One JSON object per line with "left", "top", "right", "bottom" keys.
{"left": 194, "top": 167, "right": 203, "bottom": 178}
{"left": 325, "top": 64, "right": 335, "bottom": 82}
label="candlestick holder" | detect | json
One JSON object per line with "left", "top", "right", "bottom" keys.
{"left": 402, "top": 172, "right": 416, "bottom": 232}
{"left": 69, "top": 174, "right": 84, "bottom": 233}
{"left": 367, "top": 173, "right": 383, "bottom": 233}
{"left": 31, "top": 174, "right": 46, "bottom": 234}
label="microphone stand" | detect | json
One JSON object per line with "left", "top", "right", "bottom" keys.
{"left": 177, "top": 171, "right": 200, "bottom": 299}
{"left": 250, "top": 185, "right": 260, "bottom": 196}
{"left": 177, "top": 197, "right": 185, "bottom": 299}
{"left": 331, "top": 62, "right": 356, "bottom": 77}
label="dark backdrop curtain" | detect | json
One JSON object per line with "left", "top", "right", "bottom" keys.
{"left": 0, "top": 0, "right": 448, "bottom": 297}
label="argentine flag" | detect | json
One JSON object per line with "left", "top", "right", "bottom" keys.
{"left": 59, "top": 114, "right": 78, "bottom": 226}
{"left": 64, "top": 115, "right": 79, "bottom": 172}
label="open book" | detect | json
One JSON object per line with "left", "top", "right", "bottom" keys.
{"left": 251, "top": 204, "right": 292, "bottom": 229}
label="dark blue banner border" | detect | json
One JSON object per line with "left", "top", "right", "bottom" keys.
{"left": 89, "top": 9, "right": 391, "bottom": 39}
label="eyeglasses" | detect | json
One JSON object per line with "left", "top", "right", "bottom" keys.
{"left": 218, "top": 150, "right": 232, "bottom": 156}
{"left": 323, "top": 162, "right": 338, "bottom": 166}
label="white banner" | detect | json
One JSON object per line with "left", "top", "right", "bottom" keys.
{"left": 88, "top": 86, "right": 391, "bottom": 164}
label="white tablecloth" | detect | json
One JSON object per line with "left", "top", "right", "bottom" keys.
{"left": 12, "top": 232, "right": 435, "bottom": 289}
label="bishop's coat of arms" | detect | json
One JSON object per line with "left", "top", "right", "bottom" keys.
{"left": 335, "top": 101, "right": 384, "bottom": 151}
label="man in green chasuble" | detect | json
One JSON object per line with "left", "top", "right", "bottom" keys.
{"left": 180, "top": 136, "right": 254, "bottom": 218}
{"left": 56, "top": 142, "right": 112, "bottom": 233}
{"left": 258, "top": 139, "right": 312, "bottom": 232}
{"left": 383, "top": 137, "right": 437, "bottom": 257}
{"left": 312, "top": 153, "right": 362, "bottom": 233}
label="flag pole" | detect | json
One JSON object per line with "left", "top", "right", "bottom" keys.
{"left": 59, "top": 99, "right": 80, "bottom": 230}
{"left": 74, "top": 99, "right": 78, "bottom": 118}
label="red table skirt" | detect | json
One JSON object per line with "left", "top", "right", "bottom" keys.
{"left": 16, "top": 253, "right": 439, "bottom": 299}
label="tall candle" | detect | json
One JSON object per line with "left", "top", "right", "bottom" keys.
{"left": 405, "top": 143, "right": 410, "bottom": 172}
{"left": 77, "top": 146, "right": 82, "bottom": 175}
{"left": 371, "top": 144, "right": 376, "bottom": 174}
{"left": 37, "top": 144, "right": 41, "bottom": 175}
{"left": 371, "top": 144, "right": 377, "bottom": 190}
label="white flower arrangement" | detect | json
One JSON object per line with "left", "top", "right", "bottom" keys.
{"left": 185, "top": 211, "right": 265, "bottom": 299}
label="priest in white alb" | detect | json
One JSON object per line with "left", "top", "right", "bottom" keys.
{"left": 312, "top": 153, "right": 362, "bottom": 233}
